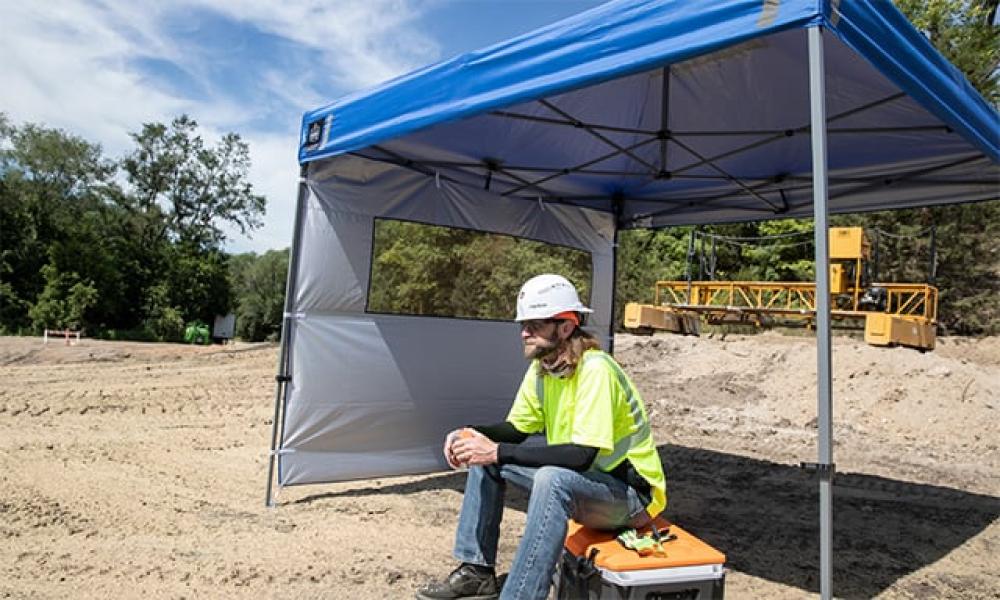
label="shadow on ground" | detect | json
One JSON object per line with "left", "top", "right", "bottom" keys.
{"left": 293, "top": 443, "right": 999, "bottom": 598}
{"left": 660, "top": 445, "right": 999, "bottom": 598}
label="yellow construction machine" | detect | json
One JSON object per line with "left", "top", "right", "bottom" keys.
{"left": 623, "top": 227, "right": 938, "bottom": 350}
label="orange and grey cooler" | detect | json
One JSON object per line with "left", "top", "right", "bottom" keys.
{"left": 555, "top": 517, "right": 726, "bottom": 599}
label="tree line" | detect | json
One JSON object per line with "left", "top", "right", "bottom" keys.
{"left": 613, "top": 209, "right": 999, "bottom": 336}
{"left": 0, "top": 114, "right": 285, "bottom": 342}
{"left": 367, "top": 210, "right": 998, "bottom": 337}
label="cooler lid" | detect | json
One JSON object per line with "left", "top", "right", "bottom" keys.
{"left": 564, "top": 517, "right": 726, "bottom": 572}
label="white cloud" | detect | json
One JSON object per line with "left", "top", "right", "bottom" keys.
{"left": 181, "top": 0, "right": 441, "bottom": 88}
{"left": 0, "top": 0, "right": 442, "bottom": 252}
{"left": 0, "top": 1, "right": 189, "bottom": 153}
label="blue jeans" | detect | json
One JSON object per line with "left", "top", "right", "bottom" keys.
{"left": 453, "top": 464, "right": 652, "bottom": 600}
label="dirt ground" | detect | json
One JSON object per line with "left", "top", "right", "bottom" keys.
{"left": 1, "top": 332, "right": 998, "bottom": 599}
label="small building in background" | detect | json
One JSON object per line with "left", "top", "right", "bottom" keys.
{"left": 213, "top": 313, "right": 236, "bottom": 342}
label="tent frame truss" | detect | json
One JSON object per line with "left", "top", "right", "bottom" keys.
{"left": 348, "top": 83, "right": 976, "bottom": 230}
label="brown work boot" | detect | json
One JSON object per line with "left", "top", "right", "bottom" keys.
{"left": 415, "top": 563, "right": 499, "bottom": 600}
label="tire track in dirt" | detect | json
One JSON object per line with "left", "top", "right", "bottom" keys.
{"left": 0, "top": 488, "right": 97, "bottom": 541}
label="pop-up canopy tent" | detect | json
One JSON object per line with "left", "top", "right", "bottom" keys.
{"left": 266, "top": 1, "right": 999, "bottom": 597}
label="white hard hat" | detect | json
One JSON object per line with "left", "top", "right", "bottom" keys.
{"left": 515, "top": 274, "right": 592, "bottom": 322}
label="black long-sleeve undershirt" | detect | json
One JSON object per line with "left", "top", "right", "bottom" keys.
{"left": 472, "top": 421, "right": 529, "bottom": 443}
{"left": 472, "top": 421, "right": 598, "bottom": 472}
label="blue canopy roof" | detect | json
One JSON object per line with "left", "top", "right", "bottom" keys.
{"left": 298, "top": 0, "right": 998, "bottom": 226}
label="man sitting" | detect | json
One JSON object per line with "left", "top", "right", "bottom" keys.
{"left": 417, "top": 274, "right": 667, "bottom": 600}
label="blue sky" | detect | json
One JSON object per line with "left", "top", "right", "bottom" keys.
{"left": 1, "top": 0, "right": 605, "bottom": 253}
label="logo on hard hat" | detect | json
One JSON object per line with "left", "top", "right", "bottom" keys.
{"left": 539, "top": 282, "right": 569, "bottom": 295}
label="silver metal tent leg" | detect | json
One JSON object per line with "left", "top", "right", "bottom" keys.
{"left": 808, "top": 25, "right": 834, "bottom": 600}
{"left": 265, "top": 165, "right": 311, "bottom": 508}
{"left": 607, "top": 195, "right": 623, "bottom": 355}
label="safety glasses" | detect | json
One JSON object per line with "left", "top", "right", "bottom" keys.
{"left": 519, "top": 318, "right": 560, "bottom": 334}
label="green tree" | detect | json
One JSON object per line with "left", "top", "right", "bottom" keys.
{"left": 614, "top": 227, "right": 692, "bottom": 326}
{"left": 142, "top": 281, "right": 185, "bottom": 341}
{"left": 880, "top": 1, "right": 1000, "bottom": 333}
{"left": 833, "top": 203, "right": 1000, "bottom": 335}
{"left": 0, "top": 115, "right": 121, "bottom": 333}
{"left": 27, "top": 264, "right": 98, "bottom": 331}
{"left": 895, "top": 0, "right": 999, "bottom": 105}
{"left": 1, "top": 113, "right": 268, "bottom": 338}
{"left": 369, "top": 220, "right": 467, "bottom": 315}
{"left": 230, "top": 249, "right": 289, "bottom": 341}
{"left": 162, "top": 242, "right": 232, "bottom": 325}
{"left": 120, "top": 115, "right": 267, "bottom": 331}
{"left": 736, "top": 219, "right": 815, "bottom": 282}
{"left": 451, "top": 233, "right": 590, "bottom": 320}
{"left": 121, "top": 115, "right": 265, "bottom": 248}
{"left": 368, "top": 220, "right": 590, "bottom": 321}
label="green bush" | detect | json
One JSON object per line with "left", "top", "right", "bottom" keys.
{"left": 96, "top": 328, "right": 159, "bottom": 342}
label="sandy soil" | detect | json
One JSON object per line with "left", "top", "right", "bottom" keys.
{"left": 1, "top": 332, "right": 998, "bottom": 599}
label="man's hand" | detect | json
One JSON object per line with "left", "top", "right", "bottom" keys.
{"left": 443, "top": 429, "right": 464, "bottom": 469}
{"left": 450, "top": 428, "right": 499, "bottom": 467}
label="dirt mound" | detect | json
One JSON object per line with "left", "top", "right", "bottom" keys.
{"left": 617, "top": 332, "right": 999, "bottom": 490}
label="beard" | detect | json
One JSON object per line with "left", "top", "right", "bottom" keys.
{"left": 523, "top": 329, "right": 562, "bottom": 360}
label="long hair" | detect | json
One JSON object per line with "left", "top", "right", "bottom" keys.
{"left": 538, "top": 325, "right": 602, "bottom": 376}
{"left": 565, "top": 326, "right": 602, "bottom": 367}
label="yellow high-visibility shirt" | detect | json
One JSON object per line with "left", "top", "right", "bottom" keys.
{"left": 507, "top": 349, "right": 667, "bottom": 517}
